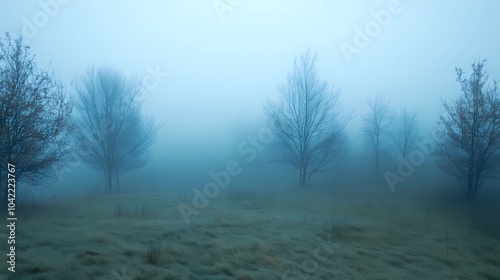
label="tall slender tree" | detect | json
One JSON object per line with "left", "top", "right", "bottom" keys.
{"left": 74, "top": 66, "right": 157, "bottom": 194}
{"left": 0, "top": 33, "right": 72, "bottom": 204}
{"left": 393, "top": 106, "right": 420, "bottom": 161}
{"left": 265, "top": 50, "right": 350, "bottom": 187}
{"left": 433, "top": 60, "right": 500, "bottom": 202}
{"left": 363, "top": 94, "right": 391, "bottom": 173}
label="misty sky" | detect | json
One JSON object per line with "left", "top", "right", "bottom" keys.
{"left": 1, "top": 0, "right": 499, "bottom": 192}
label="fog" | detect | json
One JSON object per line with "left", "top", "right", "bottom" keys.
{"left": 2, "top": 0, "right": 498, "bottom": 197}
{"left": 1, "top": 1, "right": 500, "bottom": 278}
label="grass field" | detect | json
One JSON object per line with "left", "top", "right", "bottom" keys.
{"left": 1, "top": 184, "right": 499, "bottom": 280}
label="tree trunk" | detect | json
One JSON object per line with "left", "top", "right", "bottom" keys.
{"left": 116, "top": 172, "right": 120, "bottom": 194}
{"left": 103, "top": 169, "right": 107, "bottom": 194}
{"left": 299, "top": 165, "right": 307, "bottom": 188}
{"left": 471, "top": 172, "right": 481, "bottom": 202}
{"left": 106, "top": 168, "right": 113, "bottom": 194}
{"left": 299, "top": 167, "right": 304, "bottom": 187}
{"left": 374, "top": 135, "right": 380, "bottom": 173}
{"left": 466, "top": 171, "right": 474, "bottom": 202}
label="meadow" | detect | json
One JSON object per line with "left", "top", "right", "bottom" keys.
{"left": 2, "top": 181, "right": 499, "bottom": 280}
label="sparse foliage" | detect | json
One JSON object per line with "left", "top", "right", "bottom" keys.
{"left": 363, "top": 94, "right": 391, "bottom": 173}
{"left": 433, "top": 60, "right": 500, "bottom": 202}
{"left": 0, "top": 33, "right": 72, "bottom": 204}
{"left": 74, "top": 66, "right": 158, "bottom": 194}
{"left": 265, "top": 50, "right": 350, "bottom": 187}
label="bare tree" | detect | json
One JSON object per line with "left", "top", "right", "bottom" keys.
{"left": 363, "top": 94, "right": 391, "bottom": 173}
{"left": 74, "top": 66, "right": 158, "bottom": 194}
{"left": 0, "top": 33, "right": 73, "bottom": 204}
{"left": 265, "top": 50, "right": 350, "bottom": 188}
{"left": 393, "top": 106, "right": 420, "bottom": 160}
{"left": 433, "top": 60, "right": 500, "bottom": 202}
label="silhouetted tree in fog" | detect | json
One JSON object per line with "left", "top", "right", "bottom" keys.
{"left": 433, "top": 60, "right": 500, "bottom": 202}
{"left": 363, "top": 94, "right": 391, "bottom": 173}
{"left": 0, "top": 33, "right": 73, "bottom": 204}
{"left": 74, "top": 67, "right": 157, "bottom": 194}
{"left": 265, "top": 50, "right": 350, "bottom": 188}
{"left": 393, "top": 106, "right": 420, "bottom": 161}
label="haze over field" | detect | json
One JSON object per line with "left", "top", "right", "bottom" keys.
{"left": 0, "top": 0, "right": 498, "bottom": 195}
{"left": 0, "top": 1, "right": 499, "bottom": 279}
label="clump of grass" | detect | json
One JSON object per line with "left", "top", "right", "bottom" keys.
{"left": 88, "top": 234, "right": 108, "bottom": 244}
{"left": 114, "top": 201, "right": 157, "bottom": 219}
{"left": 17, "top": 189, "right": 56, "bottom": 209}
{"left": 135, "top": 202, "right": 157, "bottom": 219}
{"left": 147, "top": 240, "right": 162, "bottom": 265}
{"left": 25, "top": 264, "right": 54, "bottom": 274}
{"left": 387, "top": 199, "right": 402, "bottom": 220}
{"left": 422, "top": 208, "right": 431, "bottom": 231}
{"left": 470, "top": 212, "right": 500, "bottom": 236}
{"left": 324, "top": 214, "right": 350, "bottom": 237}
{"left": 114, "top": 201, "right": 130, "bottom": 217}
{"left": 355, "top": 199, "right": 373, "bottom": 216}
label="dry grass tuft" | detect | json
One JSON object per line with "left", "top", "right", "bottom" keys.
{"left": 147, "top": 240, "right": 162, "bottom": 265}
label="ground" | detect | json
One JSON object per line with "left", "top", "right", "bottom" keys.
{"left": 1, "top": 183, "right": 499, "bottom": 280}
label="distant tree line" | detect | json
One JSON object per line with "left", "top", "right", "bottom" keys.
{"left": 265, "top": 51, "right": 499, "bottom": 202}
{"left": 0, "top": 32, "right": 499, "bottom": 202}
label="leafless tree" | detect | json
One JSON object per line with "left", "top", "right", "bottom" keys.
{"left": 433, "top": 60, "right": 500, "bottom": 202}
{"left": 363, "top": 94, "right": 391, "bottom": 173}
{"left": 74, "top": 66, "right": 158, "bottom": 194}
{"left": 0, "top": 33, "right": 73, "bottom": 204}
{"left": 393, "top": 106, "right": 420, "bottom": 160}
{"left": 265, "top": 50, "right": 350, "bottom": 188}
